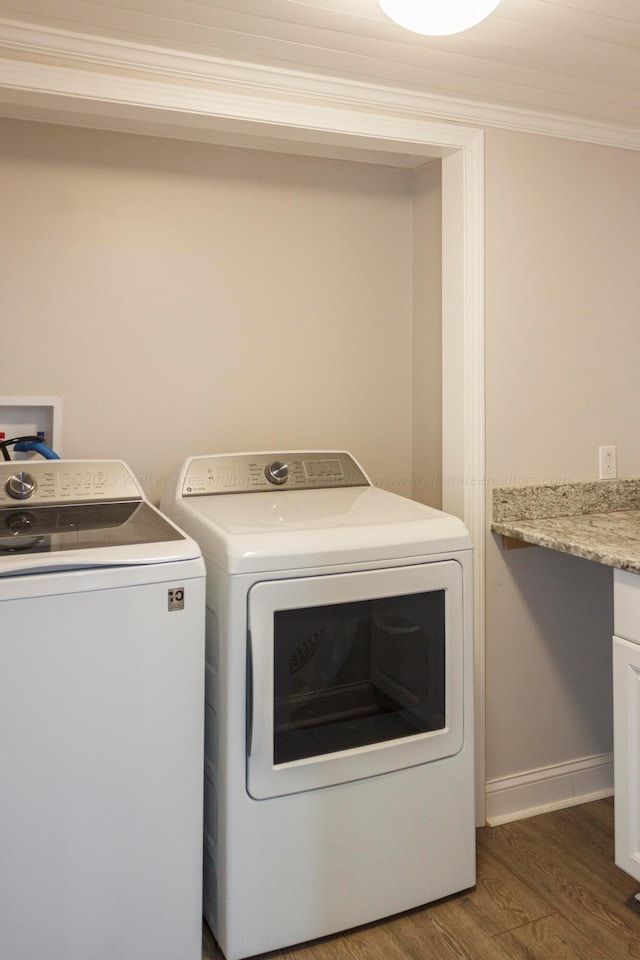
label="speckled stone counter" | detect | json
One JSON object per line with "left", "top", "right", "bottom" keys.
{"left": 491, "top": 478, "right": 640, "bottom": 573}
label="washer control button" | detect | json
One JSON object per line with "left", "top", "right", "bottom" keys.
{"left": 6, "top": 512, "right": 36, "bottom": 534}
{"left": 265, "top": 461, "right": 289, "bottom": 485}
{"left": 6, "top": 471, "right": 37, "bottom": 500}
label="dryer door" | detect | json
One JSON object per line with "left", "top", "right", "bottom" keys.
{"left": 246, "top": 560, "right": 466, "bottom": 799}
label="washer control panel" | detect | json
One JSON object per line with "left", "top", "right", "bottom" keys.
{"left": 182, "top": 452, "right": 370, "bottom": 496}
{"left": 0, "top": 460, "right": 141, "bottom": 506}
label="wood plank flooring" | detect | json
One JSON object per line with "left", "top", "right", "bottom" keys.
{"left": 202, "top": 799, "right": 640, "bottom": 960}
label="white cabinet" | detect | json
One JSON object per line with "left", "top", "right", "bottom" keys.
{"left": 613, "top": 569, "right": 640, "bottom": 882}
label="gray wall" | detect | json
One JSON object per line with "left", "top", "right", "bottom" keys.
{"left": 6, "top": 115, "right": 640, "bottom": 817}
{"left": 1, "top": 118, "right": 441, "bottom": 501}
{"left": 484, "top": 127, "right": 640, "bottom": 815}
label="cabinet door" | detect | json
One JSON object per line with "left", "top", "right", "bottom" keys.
{"left": 613, "top": 634, "right": 640, "bottom": 882}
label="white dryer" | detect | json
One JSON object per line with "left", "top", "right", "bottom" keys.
{"left": 0, "top": 460, "right": 205, "bottom": 960}
{"left": 162, "top": 451, "right": 476, "bottom": 960}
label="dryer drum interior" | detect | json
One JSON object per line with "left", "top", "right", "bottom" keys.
{"left": 272, "top": 591, "right": 446, "bottom": 764}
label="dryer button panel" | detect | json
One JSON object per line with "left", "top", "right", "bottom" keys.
{"left": 182, "top": 451, "right": 370, "bottom": 496}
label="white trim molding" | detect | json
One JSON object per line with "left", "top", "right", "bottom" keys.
{"left": 486, "top": 752, "right": 614, "bottom": 827}
{"left": 0, "top": 19, "right": 639, "bottom": 152}
{"left": 441, "top": 137, "right": 486, "bottom": 825}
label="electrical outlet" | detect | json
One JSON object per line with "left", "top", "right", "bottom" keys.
{"left": 598, "top": 445, "right": 617, "bottom": 479}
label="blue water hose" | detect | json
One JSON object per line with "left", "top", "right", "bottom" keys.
{"left": 13, "top": 440, "right": 60, "bottom": 459}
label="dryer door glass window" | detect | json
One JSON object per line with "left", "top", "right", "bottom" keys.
{"left": 273, "top": 591, "right": 444, "bottom": 764}
{"left": 246, "top": 560, "right": 466, "bottom": 800}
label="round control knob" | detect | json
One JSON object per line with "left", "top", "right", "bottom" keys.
{"left": 265, "top": 461, "right": 289, "bottom": 486}
{"left": 6, "top": 512, "right": 36, "bottom": 535}
{"left": 5, "top": 471, "right": 37, "bottom": 501}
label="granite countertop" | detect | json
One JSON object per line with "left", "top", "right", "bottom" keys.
{"left": 491, "top": 478, "right": 640, "bottom": 573}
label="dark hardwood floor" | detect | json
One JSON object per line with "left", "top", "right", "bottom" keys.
{"left": 202, "top": 799, "right": 640, "bottom": 959}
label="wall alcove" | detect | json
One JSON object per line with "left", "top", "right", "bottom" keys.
{"left": 0, "top": 44, "right": 486, "bottom": 820}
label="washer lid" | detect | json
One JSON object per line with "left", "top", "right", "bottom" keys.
{"left": 176, "top": 484, "right": 471, "bottom": 573}
{"left": 0, "top": 460, "right": 200, "bottom": 577}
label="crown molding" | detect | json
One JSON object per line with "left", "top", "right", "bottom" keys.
{"left": 0, "top": 19, "right": 639, "bottom": 153}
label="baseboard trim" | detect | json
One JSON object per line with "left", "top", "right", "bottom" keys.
{"left": 485, "top": 752, "right": 614, "bottom": 827}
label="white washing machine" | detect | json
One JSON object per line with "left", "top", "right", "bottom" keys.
{"left": 161, "top": 450, "right": 476, "bottom": 960}
{"left": 0, "top": 459, "right": 206, "bottom": 960}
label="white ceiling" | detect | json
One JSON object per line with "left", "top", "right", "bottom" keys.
{"left": 1, "top": 0, "right": 640, "bottom": 132}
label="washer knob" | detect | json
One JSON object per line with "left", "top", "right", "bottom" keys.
{"left": 265, "top": 461, "right": 289, "bottom": 486}
{"left": 6, "top": 512, "right": 36, "bottom": 535}
{"left": 6, "top": 471, "right": 37, "bottom": 500}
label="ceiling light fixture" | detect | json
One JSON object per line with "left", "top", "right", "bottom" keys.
{"left": 378, "top": 0, "right": 501, "bottom": 36}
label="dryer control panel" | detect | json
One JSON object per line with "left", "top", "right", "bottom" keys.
{"left": 181, "top": 452, "right": 371, "bottom": 496}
